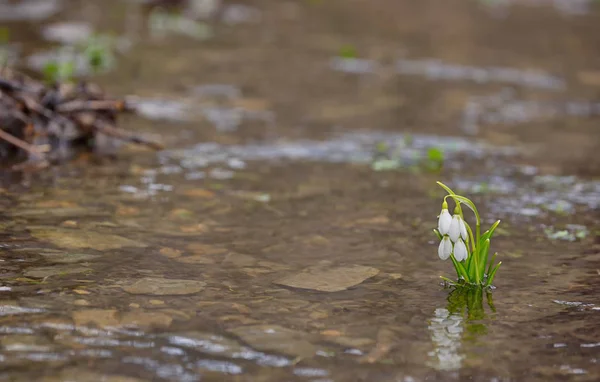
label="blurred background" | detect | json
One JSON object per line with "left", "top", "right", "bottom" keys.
{"left": 0, "top": 1, "right": 599, "bottom": 381}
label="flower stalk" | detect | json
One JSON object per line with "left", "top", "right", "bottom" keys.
{"left": 433, "top": 181, "right": 502, "bottom": 288}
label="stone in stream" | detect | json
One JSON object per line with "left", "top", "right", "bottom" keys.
{"left": 228, "top": 324, "right": 319, "bottom": 358}
{"left": 30, "top": 228, "right": 147, "bottom": 251}
{"left": 122, "top": 277, "right": 206, "bottom": 295}
{"left": 274, "top": 264, "right": 380, "bottom": 292}
{"left": 23, "top": 265, "right": 91, "bottom": 278}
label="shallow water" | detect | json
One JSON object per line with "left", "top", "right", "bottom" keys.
{"left": 0, "top": 0, "right": 599, "bottom": 381}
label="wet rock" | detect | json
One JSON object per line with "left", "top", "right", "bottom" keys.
{"left": 9, "top": 207, "right": 109, "bottom": 218}
{"left": 223, "top": 253, "right": 257, "bottom": 267}
{"left": 120, "top": 311, "right": 173, "bottom": 329}
{"left": 24, "top": 265, "right": 91, "bottom": 278}
{"left": 324, "top": 336, "right": 375, "bottom": 349}
{"left": 174, "top": 255, "right": 216, "bottom": 265}
{"left": 123, "top": 278, "right": 206, "bottom": 295}
{"left": 73, "top": 309, "right": 120, "bottom": 327}
{"left": 228, "top": 324, "right": 318, "bottom": 358}
{"left": 275, "top": 265, "right": 380, "bottom": 292}
{"left": 31, "top": 228, "right": 147, "bottom": 250}
{"left": 38, "top": 252, "right": 100, "bottom": 264}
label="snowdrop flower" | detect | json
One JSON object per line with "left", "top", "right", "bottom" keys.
{"left": 438, "top": 201, "right": 452, "bottom": 236}
{"left": 438, "top": 236, "right": 453, "bottom": 261}
{"left": 449, "top": 212, "right": 468, "bottom": 243}
{"left": 453, "top": 238, "right": 468, "bottom": 262}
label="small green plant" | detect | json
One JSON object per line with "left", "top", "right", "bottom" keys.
{"left": 0, "top": 27, "right": 10, "bottom": 66}
{"left": 82, "top": 34, "right": 115, "bottom": 74}
{"left": 338, "top": 44, "right": 358, "bottom": 59}
{"left": 433, "top": 181, "right": 502, "bottom": 288}
{"left": 42, "top": 34, "right": 116, "bottom": 84}
{"left": 425, "top": 147, "right": 444, "bottom": 171}
{"left": 42, "top": 47, "right": 76, "bottom": 84}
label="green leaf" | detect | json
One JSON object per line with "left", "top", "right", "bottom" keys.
{"left": 451, "top": 255, "right": 469, "bottom": 281}
{"left": 426, "top": 148, "right": 444, "bottom": 171}
{"left": 486, "top": 262, "right": 502, "bottom": 287}
{"left": 440, "top": 276, "right": 456, "bottom": 286}
{"left": 479, "top": 239, "right": 490, "bottom": 278}
{"left": 481, "top": 220, "right": 501, "bottom": 243}
{"left": 433, "top": 228, "right": 442, "bottom": 240}
{"left": 42, "top": 61, "right": 59, "bottom": 83}
{"left": 486, "top": 252, "right": 498, "bottom": 276}
{"left": 0, "top": 27, "right": 9, "bottom": 44}
{"left": 339, "top": 44, "right": 357, "bottom": 59}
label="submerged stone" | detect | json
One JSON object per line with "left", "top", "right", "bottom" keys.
{"left": 30, "top": 228, "right": 147, "bottom": 251}
{"left": 122, "top": 278, "right": 206, "bottom": 295}
{"left": 228, "top": 325, "right": 318, "bottom": 358}
{"left": 38, "top": 252, "right": 100, "bottom": 264}
{"left": 24, "top": 266, "right": 91, "bottom": 279}
{"left": 275, "top": 265, "right": 380, "bottom": 292}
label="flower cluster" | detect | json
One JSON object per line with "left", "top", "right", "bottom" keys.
{"left": 437, "top": 201, "right": 469, "bottom": 262}
{"left": 433, "top": 181, "right": 502, "bottom": 288}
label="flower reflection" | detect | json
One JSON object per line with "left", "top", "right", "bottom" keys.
{"left": 427, "top": 307, "right": 464, "bottom": 371}
{"left": 427, "top": 288, "right": 496, "bottom": 371}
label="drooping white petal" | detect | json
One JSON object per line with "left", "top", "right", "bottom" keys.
{"left": 438, "top": 236, "right": 452, "bottom": 260}
{"left": 458, "top": 216, "right": 468, "bottom": 241}
{"left": 438, "top": 209, "right": 452, "bottom": 235}
{"left": 453, "top": 238, "right": 468, "bottom": 262}
{"left": 448, "top": 215, "right": 461, "bottom": 243}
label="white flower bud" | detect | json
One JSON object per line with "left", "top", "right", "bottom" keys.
{"left": 449, "top": 214, "right": 462, "bottom": 243}
{"left": 459, "top": 216, "right": 468, "bottom": 241}
{"left": 453, "top": 238, "right": 468, "bottom": 262}
{"left": 438, "top": 236, "right": 452, "bottom": 261}
{"left": 438, "top": 208, "right": 452, "bottom": 236}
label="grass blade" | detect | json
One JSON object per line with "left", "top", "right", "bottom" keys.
{"left": 480, "top": 239, "right": 490, "bottom": 280}
{"left": 480, "top": 220, "right": 501, "bottom": 243}
{"left": 451, "top": 255, "right": 469, "bottom": 281}
{"left": 486, "top": 262, "right": 502, "bottom": 286}
{"left": 487, "top": 252, "right": 498, "bottom": 276}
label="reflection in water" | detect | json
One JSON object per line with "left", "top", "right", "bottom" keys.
{"left": 427, "top": 307, "right": 464, "bottom": 371}
{"left": 428, "top": 288, "right": 496, "bottom": 371}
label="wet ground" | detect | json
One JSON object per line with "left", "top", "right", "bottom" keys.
{"left": 1, "top": 0, "right": 600, "bottom": 380}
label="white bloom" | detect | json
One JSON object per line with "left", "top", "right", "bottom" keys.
{"left": 438, "top": 236, "right": 452, "bottom": 260}
{"left": 438, "top": 208, "right": 452, "bottom": 236}
{"left": 449, "top": 214, "right": 467, "bottom": 243}
{"left": 459, "top": 216, "right": 468, "bottom": 241}
{"left": 453, "top": 238, "right": 468, "bottom": 262}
